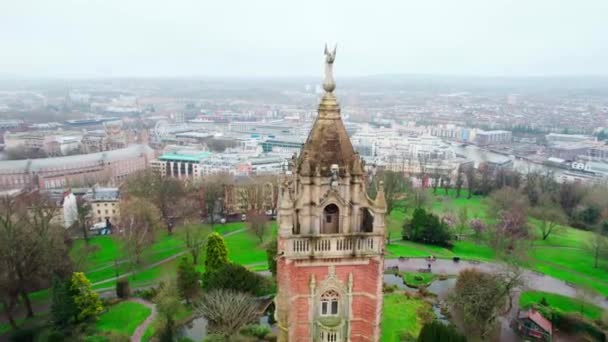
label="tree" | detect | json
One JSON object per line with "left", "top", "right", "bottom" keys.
{"left": 406, "top": 187, "right": 430, "bottom": 211}
{"left": 403, "top": 208, "right": 452, "bottom": 247}
{"left": 418, "top": 321, "right": 467, "bottom": 342}
{"left": 443, "top": 176, "right": 451, "bottom": 195}
{"left": 74, "top": 195, "right": 92, "bottom": 244}
{"left": 125, "top": 170, "right": 186, "bottom": 234}
{"left": 51, "top": 275, "right": 76, "bottom": 328}
{"left": 154, "top": 282, "right": 182, "bottom": 342}
{"left": 456, "top": 207, "right": 469, "bottom": 239}
{"left": 376, "top": 170, "right": 406, "bottom": 215}
{"left": 464, "top": 166, "right": 476, "bottom": 199}
{"left": 248, "top": 210, "right": 268, "bottom": 243}
{"left": 196, "top": 289, "right": 260, "bottom": 337}
{"left": 0, "top": 193, "right": 72, "bottom": 318}
{"left": 455, "top": 167, "right": 464, "bottom": 198}
{"left": 266, "top": 238, "right": 278, "bottom": 277}
{"left": 558, "top": 182, "right": 585, "bottom": 218}
{"left": 70, "top": 272, "right": 103, "bottom": 322}
{"left": 119, "top": 197, "right": 159, "bottom": 265}
{"left": 530, "top": 196, "right": 567, "bottom": 240}
{"left": 202, "top": 262, "right": 268, "bottom": 296}
{"left": 205, "top": 232, "right": 229, "bottom": 271}
{"left": 448, "top": 267, "right": 522, "bottom": 340}
{"left": 491, "top": 205, "right": 529, "bottom": 256}
{"left": 587, "top": 227, "right": 608, "bottom": 268}
{"left": 469, "top": 219, "right": 486, "bottom": 243}
{"left": 199, "top": 176, "right": 227, "bottom": 227}
{"left": 177, "top": 257, "right": 201, "bottom": 304}
{"left": 182, "top": 225, "right": 208, "bottom": 265}
{"left": 487, "top": 187, "right": 528, "bottom": 216}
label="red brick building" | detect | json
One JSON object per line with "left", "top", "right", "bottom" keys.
{"left": 275, "top": 52, "right": 386, "bottom": 341}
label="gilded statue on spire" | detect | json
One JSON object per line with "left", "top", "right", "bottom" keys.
{"left": 323, "top": 43, "right": 337, "bottom": 93}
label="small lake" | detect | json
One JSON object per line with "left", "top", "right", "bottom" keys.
{"left": 179, "top": 311, "right": 275, "bottom": 340}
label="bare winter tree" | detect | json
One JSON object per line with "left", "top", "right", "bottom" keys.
{"left": 119, "top": 197, "right": 160, "bottom": 265}
{"left": 195, "top": 289, "right": 259, "bottom": 337}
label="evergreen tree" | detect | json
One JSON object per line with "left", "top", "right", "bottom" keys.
{"left": 266, "top": 238, "right": 278, "bottom": 277}
{"left": 70, "top": 272, "right": 103, "bottom": 322}
{"left": 418, "top": 321, "right": 467, "bottom": 342}
{"left": 51, "top": 276, "right": 76, "bottom": 328}
{"left": 205, "top": 232, "right": 229, "bottom": 271}
{"left": 177, "top": 257, "right": 201, "bottom": 304}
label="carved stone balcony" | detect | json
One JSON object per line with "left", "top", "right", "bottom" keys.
{"left": 285, "top": 233, "right": 384, "bottom": 259}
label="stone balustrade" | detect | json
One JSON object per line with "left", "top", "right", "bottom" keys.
{"left": 285, "top": 233, "right": 383, "bottom": 259}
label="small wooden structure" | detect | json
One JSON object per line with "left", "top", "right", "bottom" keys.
{"left": 512, "top": 308, "right": 553, "bottom": 341}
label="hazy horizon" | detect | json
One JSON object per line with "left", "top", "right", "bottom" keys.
{"left": 2, "top": 0, "right": 608, "bottom": 78}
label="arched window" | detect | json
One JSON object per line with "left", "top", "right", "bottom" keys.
{"left": 322, "top": 204, "right": 340, "bottom": 234}
{"left": 320, "top": 290, "right": 340, "bottom": 316}
{"left": 360, "top": 207, "right": 374, "bottom": 233}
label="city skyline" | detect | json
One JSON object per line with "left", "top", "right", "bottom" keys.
{"left": 1, "top": 0, "right": 608, "bottom": 78}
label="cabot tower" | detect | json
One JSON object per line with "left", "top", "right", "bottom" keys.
{"left": 275, "top": 46, "right": 386, "bottom": 342}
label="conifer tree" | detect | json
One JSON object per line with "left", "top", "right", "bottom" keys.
{"left": 51, "top": 276, "right": 76, "bottom": 328}
{"left": 204, "top": 232, "right": 228, "bottom": 271}
{"left": 70, "top": 272, "right": 103, "bottom": 322}
{"left": 177, "top": 257, "right": 201, "bottom": 304}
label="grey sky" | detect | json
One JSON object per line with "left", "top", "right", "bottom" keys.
{"left": 1, "top": 0, "right": 607, "bottom": 78}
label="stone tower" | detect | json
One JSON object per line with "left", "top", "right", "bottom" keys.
{"left": 275, "top": 48, "right": 386, "bottom": 342}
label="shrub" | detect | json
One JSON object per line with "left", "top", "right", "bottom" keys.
{"left": 539, "top": 297, "right": 549, "bottom": 307}
{"left": 45, "top": 330, "right": 66, "bottom": 342}
{"left": 417, "top": 321, "right": 467, "bottom": 342}
{"left": 203, "top": 262, "right": 269, "bottom": 296}
{"left": 403, "top": 208, "right": 452, "bottom": 247}
{"left": 241, "top": 324, "right": 271, "bottom": 339}
{"left": 10, "top": 327, "right": 37, "bottom": 342}
{"left": 116, "top": 278, "right": 130, "bottom": 299}
{"left": 203, "top": 334, "right": 227, "bottom": 342}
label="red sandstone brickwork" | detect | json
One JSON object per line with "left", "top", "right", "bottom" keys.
{"left": 278, "top": 257, "right": 383, "bottom": 341}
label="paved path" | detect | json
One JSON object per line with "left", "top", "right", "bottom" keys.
{"left": 386, "top": 257, "right": 608, "bottom": 309}
{"left": 129, "top": 298, "right": 157, "bottom": 342}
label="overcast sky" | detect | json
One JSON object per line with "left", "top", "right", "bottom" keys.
{"left": 1, "top": 0, "right": 607, "bottom": 78}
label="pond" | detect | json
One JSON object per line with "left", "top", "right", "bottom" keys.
{"left": 178, "top": 312, "right": 276, "bottom": 340}
{"left": 384, "top": 273, "right": 456, "bottom": 325}
{"left": 383, "top": 274, "right": 456, "bottom": 297}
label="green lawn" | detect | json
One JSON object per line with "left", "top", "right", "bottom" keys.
{"left": 96, "top": 301, "right": 151, "bottom": 336}
{"left": 519, "top": 291, "right": 604, "bottom": 321}
{"left": 381, "top": 293, "right": 432, "bottom": 341}
{"left": 402, "top": 272, "right": 435, "bottom": 288}
{"left": 387, "top": 188, "right": 608, "bottom": 296}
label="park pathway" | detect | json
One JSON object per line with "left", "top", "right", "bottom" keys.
{"left": 129, "top": 298, "right": 157, "bottom": 342}
{"left": 385, "top": 257, "right": 608, "bottom": 309}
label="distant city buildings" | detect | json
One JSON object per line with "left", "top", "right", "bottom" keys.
{"left": 0, "top": 144, "right": 154, "bottom": 190}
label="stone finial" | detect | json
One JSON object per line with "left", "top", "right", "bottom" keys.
{"left": 300, "top": 153, "right": 312, "bottom": 176}
{"left": 374, "top": 180, "right": 387, "bottom": 210}
{"left": 351, "top": 156, "right": 363, "bottom": 175}
{"left": 280, "top": 179, "right": 293, "bottom": 209}
{"left": 323, "top": 44, "right": 337, "bottom": 93}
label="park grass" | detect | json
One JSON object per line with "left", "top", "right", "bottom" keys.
{"left": 519, "top": 291, "right": 604, "bottom": 321}
{"left": 402, "top": 272, "right": 436, "bottom": 288}
{"left": 95, "top": 301, "right": 151, "bottom": 336}
{"left": 381, "top": 293, "right": 432, "bottom": 342}
{"left": 386, "top": 239, "right": 495, "bottom": 261}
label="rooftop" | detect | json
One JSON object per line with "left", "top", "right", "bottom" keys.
{"left": 159, "top": 151, "right": 211, "bottom": 162}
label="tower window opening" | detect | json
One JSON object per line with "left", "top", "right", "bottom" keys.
{"left": 360, "top": 207, "right": 374, "bottom": 233}
{"left": 320, "top": 290, "right": 340, "bottom": 316}
{"left": 322, "top": 204, "right": 339, "bottom": 234}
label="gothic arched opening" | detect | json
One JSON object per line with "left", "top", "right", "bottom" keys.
{"left": 360, "top": 208, "right": 374, "bottom": 233}
{"left": 322, "top": 204, "right": 340, "bottom": 234}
